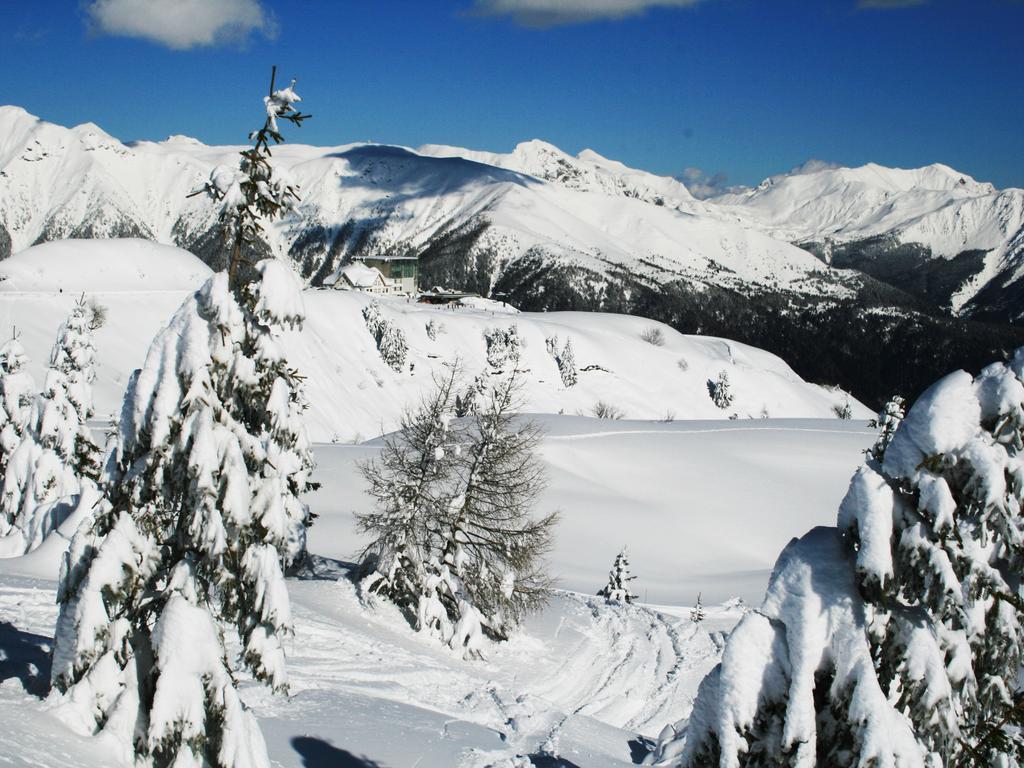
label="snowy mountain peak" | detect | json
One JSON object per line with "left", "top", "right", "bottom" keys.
{"left": 418, "top": 137, "right": 695, "bottom": 207}
{"left": 0, "top": 104, "right": 39, "bottom": 127}
{"left": 703, "top": 156, "right": 1023, "bottom": 318}
{"left": 712, "top": 158, "right": 1013, "bottom": 248}
{"left": 70, "top": 121, "right": 114, "bottom": 138}
{"left": 734, "top": 160, "right": 997, "bottom": 202}
{"left": 576, "top": 147, "right": 629, "bottom": 171}
{"left": 511, "top": 137, "right": 566, "bottom": 157}
{"left": 160, "top": 134, "right": 205, "bottom": 146}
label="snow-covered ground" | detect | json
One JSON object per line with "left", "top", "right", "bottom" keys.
{"left": 0, "top": 413, "right": 873, "bottom": 768}
{"left": 305, "top": 416, "right": 875, "bottom": 606}
{"left": 0, "top": 239, "right": 868, "bottom": 444}
{"left": 0, "top": 237, "right": 879, "bottom": 766}
{"left": 0, "top": 568, "right": 723, "bottom": 768}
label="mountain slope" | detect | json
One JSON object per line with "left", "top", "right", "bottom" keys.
{"left": 419, "top": 138, "right": 698, "bottom": 210}
{"left": 0, "top": 239, "right": 867, "bottom": 445}
{"left": 1, "top": 106, "right": 1022, "bottom": 409}
{"left": 710, "top": 161, "right": 1024, "bottom": 321}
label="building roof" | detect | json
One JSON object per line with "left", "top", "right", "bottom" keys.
{"left": 324, "top": 261, "right": 385, "bottom": 288}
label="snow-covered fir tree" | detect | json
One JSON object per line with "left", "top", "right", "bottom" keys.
{"left": 558, "top": 339, "right": 577, "bottom": 388}
{"left": 545, "top": 334, "right": 560, "bottom": 358}
{"left": 707, "top": 370, "right": 733, "bottom": 410}
{"left": 363, "top": 299, "right": 386, "bottom": 341}
{"left": 690, "top": 593, "right": 704, "bottom": 624}
{"left": 867, "top": 393, "right": 906, "bottom": 461}
{"left": 834, "top": 397, "right": 853, "bottom": 420}
{"left": 455, "top": 372, "right": 489, "bottom": 417}
{"left": 357, "top": 366, "right": 460, "bottom": 607}
{"left": 39, "top": 297, "right": 102, "bottom": 481}
{"left": 0, "top": 337, "right": 35, "bottom": 480}
{"left": 379, "top": 323, "right": 408, "bottom": 372}
{"left": 51, "top": 261, "right": 316, "bottom": 768}
{"left": 597, "top": 547, "right": 637, "bottom": 603}
{"left": 0, "top": 300, "right": 102, "bottom": 552}
{"left": 0, "top": 337, "right": 38, "bottom": 542}
{"left": 425, "top": 318, "right": 444, "bottom": 341}
{"left": 650, "top": 351, "right": 1024, "bottom": 767}
{"left": 363, "top": 300, "right": 407, "bottom": 372}
{"left": 484, "top": 325, "right": 522, "bottom": 370}
{"left": 50, "top": 74, "right": 316, "bottom": 768}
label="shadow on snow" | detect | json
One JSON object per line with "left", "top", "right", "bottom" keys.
{"left": 0, "top": 620, "right": 52, "bottom": 697}
{"left": 291, "top": 736, "right": 385, "bottom": 768}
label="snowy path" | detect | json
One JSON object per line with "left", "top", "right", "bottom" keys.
{"left": 0, "top": 567, "right": 723, "bottom": 768}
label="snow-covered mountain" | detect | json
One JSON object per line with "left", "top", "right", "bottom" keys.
{"left": 418, "top": 138, "right": 698, "bottom": 210}
{"left": 0, "top": 105, "right": 836, "bottom": 300}
{"left": 710, "top": 161, "right": 1024, "bottom": 321}
{"left": 1, "top": 105, "right": 1021, "bottom": 410}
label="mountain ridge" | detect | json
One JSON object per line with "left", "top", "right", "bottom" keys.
{"left": 1, "top": 104, "right": 1022, "bottom": 409}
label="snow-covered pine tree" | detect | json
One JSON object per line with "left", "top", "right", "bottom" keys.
{"left": 707, "top": 370, "right": 733, "bottom": 410}
{"left": 362, "top": 301, "right": 408, "bottom": 372}
{"left": 867, "top": 393, "right": 906, "bottom": 461}
{"left": 425, "top": 318, "right": 444, "bottom": 341}
{"left": 379, "top": 324, "right": 408, "bottom": 372}
{"left": 690, "top": 593, "right": 704, "bottom": 624}
{"left": 50, "top": 72, "right": 315, "bottom": 768}
{"left": 455, "top": 372, "right": 488, "bottom": 418}
{"left": 545, "top": 335, "right": 559, "bottom": 358}
{"left": 0, "top": 337, "right": 37, "bottom": 540}
{"left": 650, "top": 352, "right": 1024, "bottom": 767}
{"left": 40, "top": 297, "right": 102, "bottom": 482}
{"left": 484, "top": 325, "right": 522, "bottom": 370}
{"left": 597, "top": 547, "right": 638, "bottom": 604}
{"left": 431, "top": 371, "right": 557, "bottom": 644}
{"left": 834, "top": 397, "right": 853, "bottom": 420}
{"left": 363, "top": 300, "right": 386, "bottom": 342}
{"left": 0, "top": 337, "right": 34, "bottom": 477}
{"left": 357, "top": 366, "right": 460, "bottom": 607}
{"left": 558, "top": 339, "right": 577, "bottom": 388}
{"left": 0, "top": 299, "right": 102, "bottom": 552}
{"left": 201, "top": 67, "right": 309, "bottom": 288}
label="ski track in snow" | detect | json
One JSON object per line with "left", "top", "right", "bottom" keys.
{"left": 280, "top": 579, "right": 713, "bottom": 758}
{"left": 0, "top": 572, "right": 722, "bottom": 767}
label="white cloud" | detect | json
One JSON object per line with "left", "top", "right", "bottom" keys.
{"left": 469, "top": 0, "right": 707, "bottom": 28}
{"left": 680, "top": 159, "right": 842, "bottom": 199}
{"left": 85, "top": 0, "right": 276, "bottom": 50}
{"left": 788, "top": 158, "right": 841, "bottom": 176}
{"left": 678, "top": 167, "right": 742, "bottom": 200}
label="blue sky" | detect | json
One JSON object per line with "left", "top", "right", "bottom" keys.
{"left": 2, "top": 0, "right": 1022, "bottom": 190}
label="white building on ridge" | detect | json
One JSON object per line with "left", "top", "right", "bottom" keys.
{"left": 324, "top": 261, "right": 404, "bottom": 294}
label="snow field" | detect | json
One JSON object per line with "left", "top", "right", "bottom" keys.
{"left": 290, "top": 416, "right": 878, "bottom": 607}
{"left": 0, "top": 238, "right": 883, "bottom": 766}
{"left": 0, "top": 413, "right": 876, "bottom": 766}
{"left": 0, "top": 568, "right": 726, "bottom": 767}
